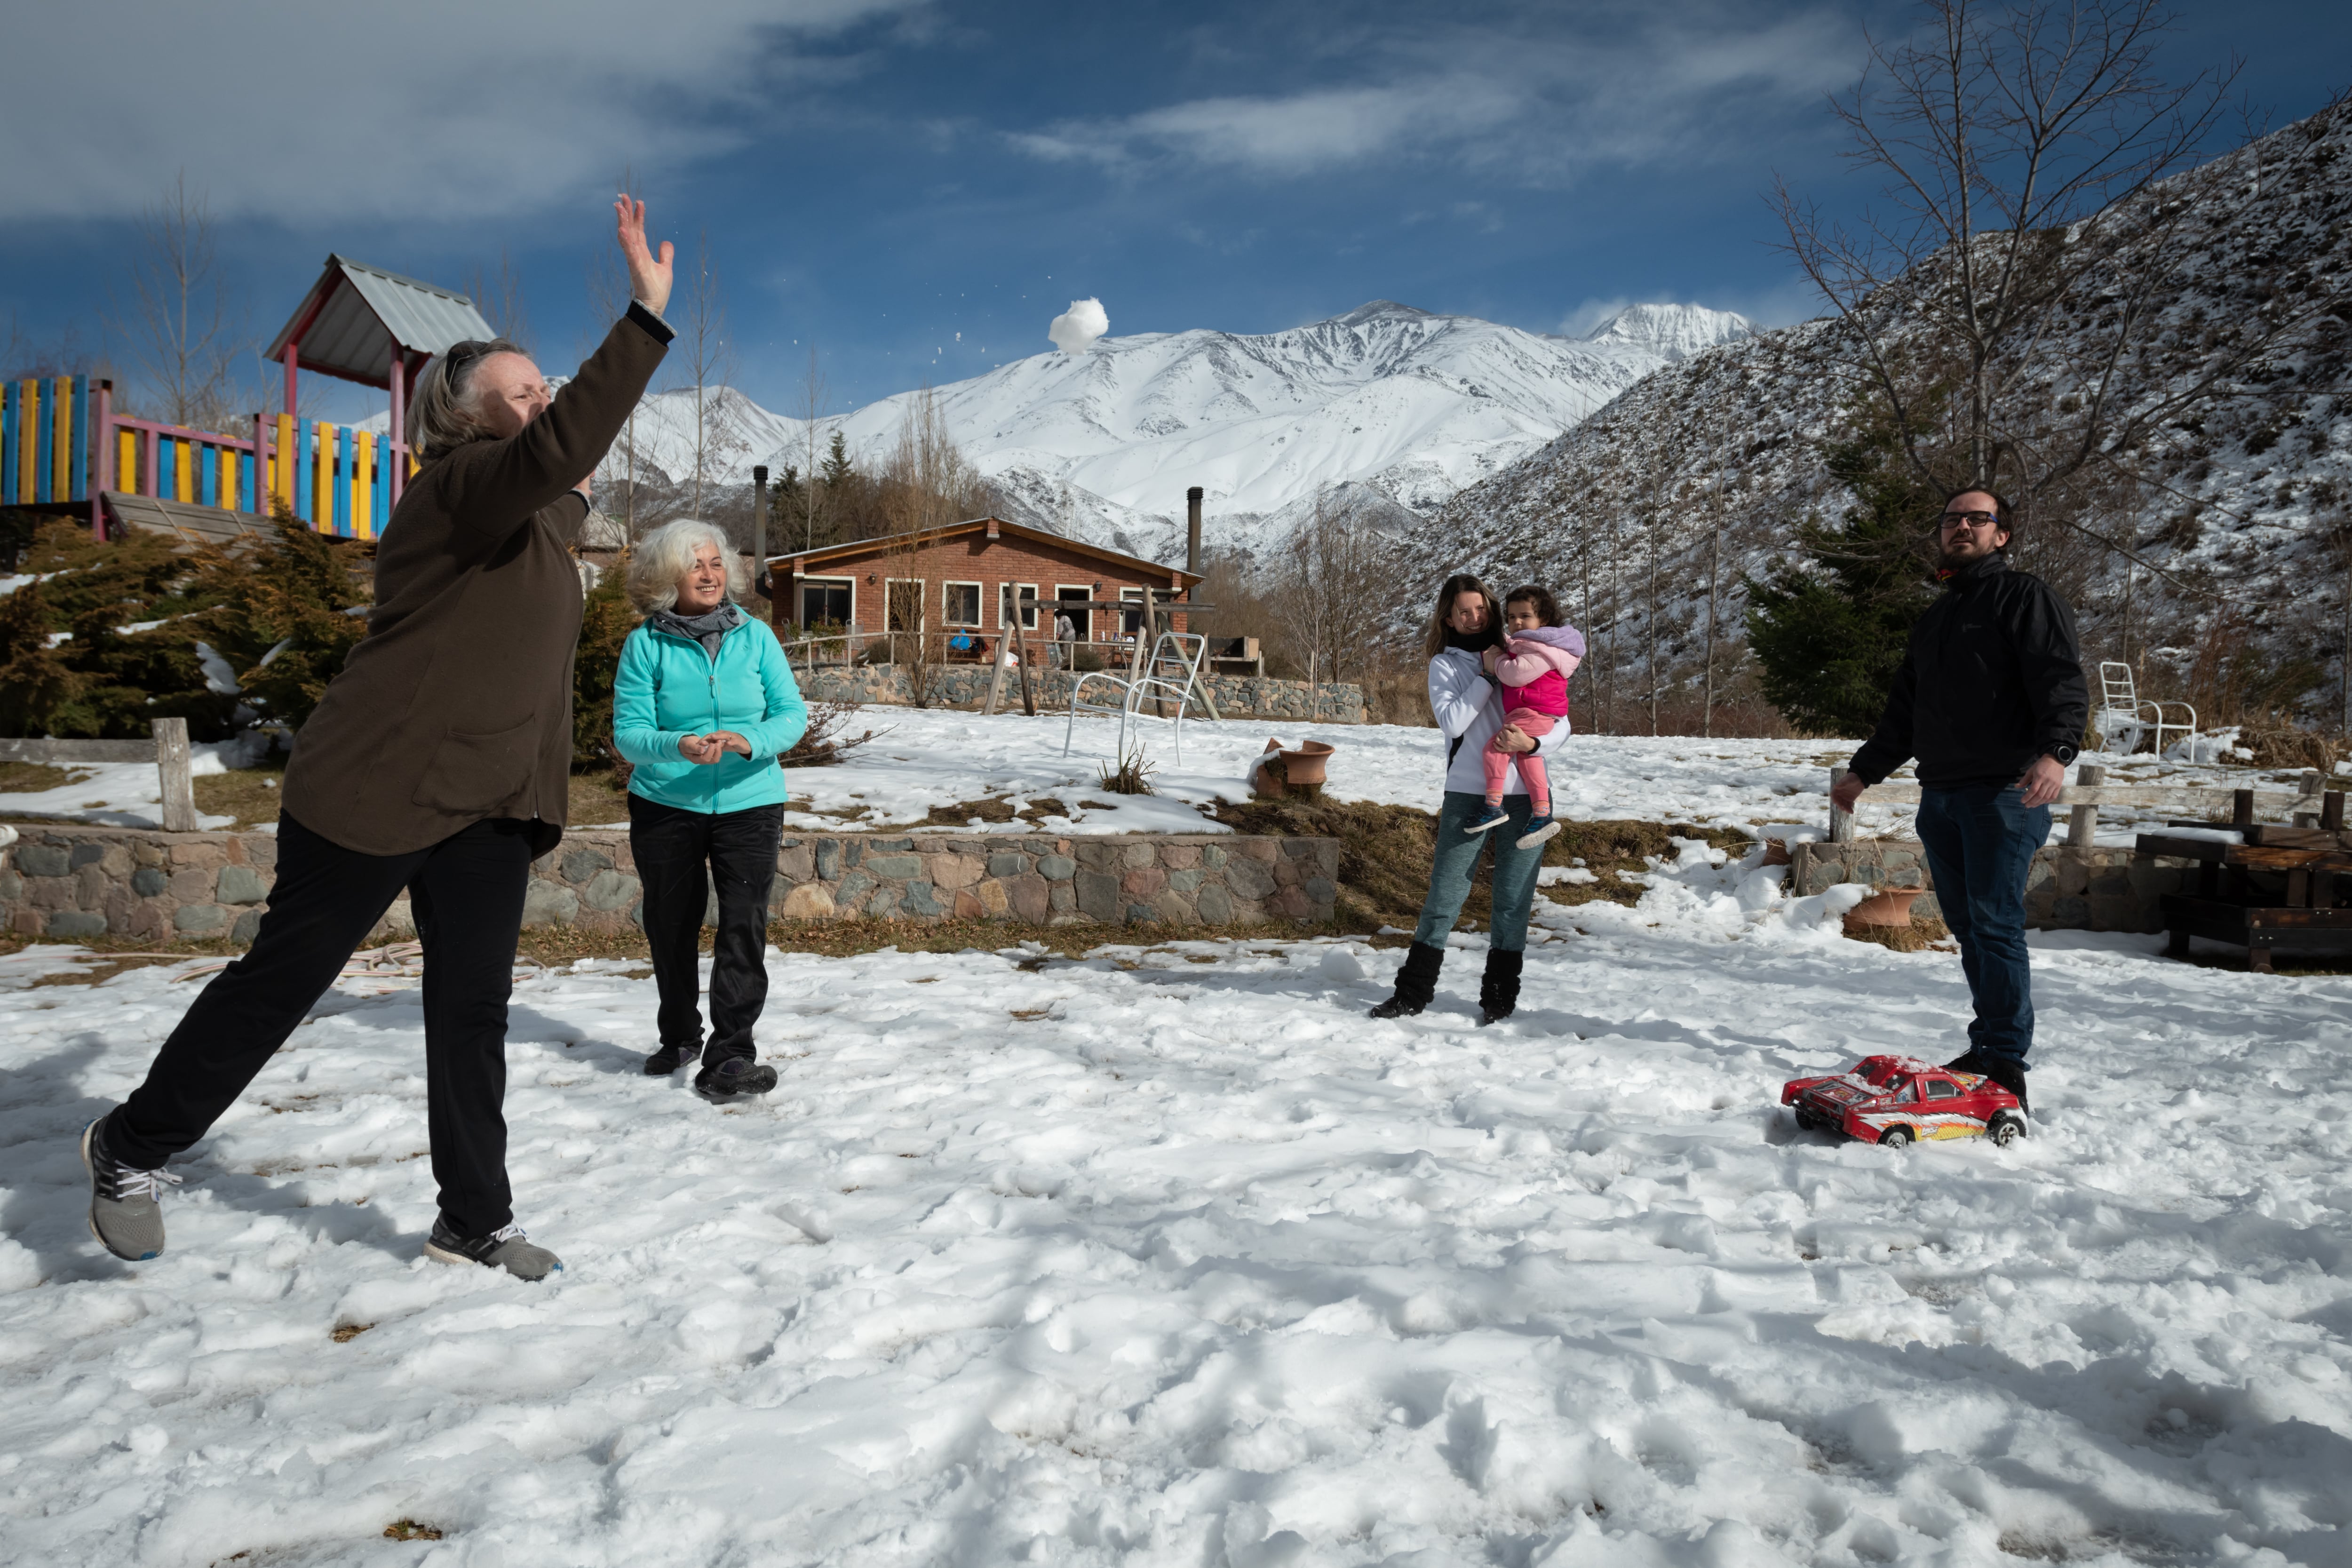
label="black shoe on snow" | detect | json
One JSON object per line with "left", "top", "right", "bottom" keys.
{"left": 695, "top": 1058, "right": 779, "bottom": 1099}
{"left": 1478, "top": 948, "right": 1524, "bottom": 1026}
{"left": 644, "top": 1042, "right": 700, "bottom": 1075}
{"left": 1943, "top": 1050, "right": 1989, "bottom": 1075}
{"left": 423, "top": 1218, "right": 562, "bottom": 1280}
{"left": 1369, "top": 940, "right": 1446, "bottom": 1019}
{"left": 81, "top": 1116, "right": 180, "bottom": 1262}
{"left": 1980, "top": 1057, "right": 2031, "bottom": 1115}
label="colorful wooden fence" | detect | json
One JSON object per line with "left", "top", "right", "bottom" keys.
{"left": 3, "top": 376, "right": 412, "bottom": 541}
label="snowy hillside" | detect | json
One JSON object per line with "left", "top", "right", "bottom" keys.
{"left": 1415, "top": 99, "right": 2352, "bottom": 713}
{"left": 596, "top": 301, "right": 1751, "bottom": 561}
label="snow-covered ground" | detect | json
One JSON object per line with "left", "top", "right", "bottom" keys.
{"left": 1, "top": 712, "right": 2312, "bottom": 844}
{"left": 4, "top": 837, "right": 2349, "bottom": 1566}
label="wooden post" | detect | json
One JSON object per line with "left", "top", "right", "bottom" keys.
{"left": 1008, "top": 613, "right": 1039, "bottom": 717}
{"left": 2232, "top": 788, "right": 2255, "bottom": 831}
{"left": 1829, "top": 766, "right": 1855, "bottom": 844}
{"left": 2324, "top": 790, "right": 2345, "bottom": 834}
{"left": 153, "top": 718, "right": 197, "bottom": 833}
{"left": 983, "top": 636, "right": 1009, "bottom": 716}
{"left": 2067, "top": 764, "right": 2105, "bottom": 847}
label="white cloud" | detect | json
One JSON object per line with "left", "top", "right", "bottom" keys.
{"left": 1047, "top": 298, "right": 1108, "bottom": 353}
{"left": 0, "top": 0, "right": 925, "bottom": 224}
{"left": 1558, "top": 295, "right": 1637, "bottom": 336}
{"left": 1009, "top": 7, "right": 1859, "bottom": 183}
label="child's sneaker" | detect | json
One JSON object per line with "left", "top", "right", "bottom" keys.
{"left": 1516, "top": 813, "right": 1562, "bottom": 850}
{"left": 1463, "top": 804, "right": 1511, "bottom": 835}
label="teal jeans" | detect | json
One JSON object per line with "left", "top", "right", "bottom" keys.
{"left": 1413, "top": 790, "right": 1546, "bottom": 954}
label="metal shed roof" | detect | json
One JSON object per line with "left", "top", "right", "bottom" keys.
{"left": 266, "top": 255, "right": 496, "bottom": 390}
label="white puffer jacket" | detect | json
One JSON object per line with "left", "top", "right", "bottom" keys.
{"left": 1427, "top": 646, "right": 1567, "bottom": 796}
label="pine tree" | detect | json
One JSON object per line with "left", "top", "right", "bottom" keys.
{"left": 1743, "top": 425, "right": 1940, "bottom": 736}
{"left": 821, "top": 430, "right": 853, "bottom": 491}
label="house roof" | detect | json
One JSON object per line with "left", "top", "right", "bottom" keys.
{"left": 267, "top": 255, "right": 497, "bottom": 388}
{"left": 768, "top": 517, "right": 1204, "bottom": 587}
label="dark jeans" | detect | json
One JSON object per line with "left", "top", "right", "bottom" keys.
{"left": 108, "top": 813, "right": 535, "bottom": 1238}
{"left": 1915, "top": 784, "right": 2051, "bottom": 1067}
{"left": 628, "top": 794, "right": 784, "bottom": 1064}
{"left": 1412, "top": 790, "right": 1547, "bottom": 954}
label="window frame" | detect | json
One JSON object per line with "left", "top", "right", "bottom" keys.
{"left": 1002, "top": 581, "right": 1041, "bottom": 630}
{"left": 940, "top": 579, "right": 984, "bottom": 628}
{"left": 1055, "top": 584, "right": 1093, "bottom": 640}
{"left": 796, "top": 574, "right": 855, "bottom": 630}
{"left": 883, "top": 576, "right": 927, "bottom": 635}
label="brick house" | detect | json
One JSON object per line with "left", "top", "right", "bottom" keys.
{"left": 764, "top": 517, "right": 1200, "bottom": 647}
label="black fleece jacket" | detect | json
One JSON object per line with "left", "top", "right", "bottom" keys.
{"left": 1849, "top": 554, "right": 2089, "bottom": 790}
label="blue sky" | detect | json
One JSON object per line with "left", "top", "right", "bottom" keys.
{"left": 2, "top": 0, "right": 2344, "bottom": 425}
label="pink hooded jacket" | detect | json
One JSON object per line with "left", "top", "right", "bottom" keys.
{"left": 1488, "top": 624, "right": 1586, "bottom": 717}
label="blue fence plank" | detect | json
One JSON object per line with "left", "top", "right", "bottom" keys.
{"left": 69, "top": 375, "right": 88, "bottom": 501}
{"left": 35, "top": 381, "right": 55, "bottom": 503}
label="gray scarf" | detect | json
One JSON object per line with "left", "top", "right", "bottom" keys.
{"left": 650, "top": 599, "right": 742, "bottom": 661}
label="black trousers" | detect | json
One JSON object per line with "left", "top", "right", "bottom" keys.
{"left": 628, "top": 794, "right": 785, "bottom": 1065}
{"left": 108, "top": 812, "right": 535, "bottom": 1239}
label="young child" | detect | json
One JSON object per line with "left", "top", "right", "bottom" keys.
{"left": 1470, "top": 584, "right": 1585, "bottom": 849}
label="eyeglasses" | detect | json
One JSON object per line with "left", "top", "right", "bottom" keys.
{"left": 1938, "top": 510, "right": 2001, "bottom": 532}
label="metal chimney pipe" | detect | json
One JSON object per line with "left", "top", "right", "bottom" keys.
{"left": 1186, "top": 486, "right": 1204, "bottom": 577}
{"left": 752, "top": 465, "right": 769, "bottom": 600}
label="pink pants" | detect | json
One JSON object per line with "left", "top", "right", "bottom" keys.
{"left": 1482, "top": 708, "right": 1558, "bottom": 810}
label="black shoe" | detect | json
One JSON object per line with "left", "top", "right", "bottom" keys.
{"left": 1478, "top": 948, "right": 1524, "bottom": 1026}
{"left": 1369, "top": 941, "right": 1446, "bottom": 1019}
{"left": 695, "top": 1058, "right": 779, "bottom": 1099}
{"left": 1943, "top": 1050, "right": 1989, "bottom": 1075}
{"left": 1979, "top": 1056, "right": 2031, "bottom": 1114}
{"left": 423, "top": 1218, "right": 562, "bottom": 1280}
{"left": 644, "top": 1042, "right": 700, "bottom": 1075}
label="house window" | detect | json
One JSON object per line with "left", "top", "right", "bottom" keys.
{"left": 885, "top": 578, "right": 925, "bottom": 633}
{"left": 1056, "top": 585, "right": 1092, "bottom": 640}
{"left": 1002, "top": 582, "right": 1040, "bottom": 630}
{"left": 798, "top": 576, "right": 852, "bottom": 629}
{"left": 1120, "top": 586, "right": 1145, "bottom": 638}
{"left": 942, "top": 581, "right": 982, "bottom": 627}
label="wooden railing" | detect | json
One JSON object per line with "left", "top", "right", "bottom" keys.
{"left": 1828, "top": 764, "right": 2338, "bottom": 844}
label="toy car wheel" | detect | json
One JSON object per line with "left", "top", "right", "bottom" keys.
{"left": 1987, "top": 1111, "right": 2024, "bottom": 1147}
{"left": 1878, "top": 1125, "right": 1914, "bottom": 1149}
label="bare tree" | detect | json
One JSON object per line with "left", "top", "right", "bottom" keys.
{"left": 1772, "top": 0, "right": 2341, "bottom": 573}
{"left": 467, "top": 246, "right": 532, "bottom": 352}
{"left": 1274, "top": 487, "right": 1391, "bottom": 696}
{"left": 673, "top": 231, "right": 745, "bottom": 518}
{"left": 120, "top": 171, "right": 242, "bottom": 430}
{"left": 792, "top": 349, "right": 836, "bottom": 553}
{"left": 583, "top": 238, "right": 643, "bottom": 535}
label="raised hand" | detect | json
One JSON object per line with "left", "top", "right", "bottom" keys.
{"left": 614, "top": 197, "right": 674, "bottom": 318}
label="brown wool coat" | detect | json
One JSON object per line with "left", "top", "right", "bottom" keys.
{"left": 281, "top": 304, "right": 673, "bottom": 857}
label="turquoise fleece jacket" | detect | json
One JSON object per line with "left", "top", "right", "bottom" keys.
{"left": 612, "top": 612, "right": 810, "bottom": 813}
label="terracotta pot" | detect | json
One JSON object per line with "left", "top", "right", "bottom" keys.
{"left": 1845, "top": 886, "right": 1927, "bottom": 927}
{"left": 1252, "top": 739, "right": 1288, "bottom": 798}
{"left": 1279, "top": 741, "right": 1335, "bottom": 788}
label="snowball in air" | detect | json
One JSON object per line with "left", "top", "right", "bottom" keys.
{"left": 1048, "top": 298, "right": 1108, "bottom": 354}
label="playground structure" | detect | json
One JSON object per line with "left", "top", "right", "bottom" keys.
{"left": 2, "top": 255, "right": 494, "bottom": 543}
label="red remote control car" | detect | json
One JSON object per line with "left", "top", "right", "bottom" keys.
{"left": 1782, "top": 1055, "right": 2026, "bottom": 1147}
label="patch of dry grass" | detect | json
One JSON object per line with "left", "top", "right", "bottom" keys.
{"left": 0, "top": 760, "right": 92, "bottom": 796}
{"left": 1842, "top": 915, "right": 1955, "bottom": 953}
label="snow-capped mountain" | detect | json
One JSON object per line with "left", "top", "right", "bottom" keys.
{"left": 597, "top": 300, "right": 1752, "bottom": 561}
{"left": 1415, "top": 96, "right": 2352, "bottom": 718}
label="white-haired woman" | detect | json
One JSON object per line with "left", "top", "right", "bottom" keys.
{"left": 613, "top": 520, "right": 808, "bottom": 1098}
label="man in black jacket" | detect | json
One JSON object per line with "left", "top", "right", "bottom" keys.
{"left": 1831, "top": 490, "right": 2089, "bottom": 1113}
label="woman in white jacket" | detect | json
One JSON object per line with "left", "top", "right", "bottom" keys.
{"left": 1369, "top": 574, "right": 1566, "bottom": 1025}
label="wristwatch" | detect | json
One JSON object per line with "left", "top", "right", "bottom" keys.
{"left": 2048, "top": 742, "right": 2079, "bottom": 766}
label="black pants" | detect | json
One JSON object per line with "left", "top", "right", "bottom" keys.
{"left": 628, "top": 795, "right": 784, "bottom": 1065}
{"left": 108, "top": 812, "right": 535, "bottom": 1239}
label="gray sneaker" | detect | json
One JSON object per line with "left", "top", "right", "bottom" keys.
{"left": 82, "top": 1117, "right": 181, "bottom": 1262}
{"left": 423, "top": 1218, "right": 562, "bottom": 1281}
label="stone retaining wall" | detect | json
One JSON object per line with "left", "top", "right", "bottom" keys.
{"left": 801, "top": 665, "right": 1367, "bottom": 724}
{"left": 1, "top": 822, "right": 1342, "bottom": 944}
{"left": 1788, "top": 840, "right": 2195, "bottom": 932}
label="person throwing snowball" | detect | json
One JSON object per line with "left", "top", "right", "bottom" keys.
{"left": 80, "top": 198, "right": 679, "bottom": 1280}
{"left": 1831, "top": 489, "right": 2087, "bottom": 1116}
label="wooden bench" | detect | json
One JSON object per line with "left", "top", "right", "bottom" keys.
{"left": 0, "top": 717, "right": 200, "bottom": 831}
{"left": 2137, "top": 787, "right": 2351, "bottom": 972}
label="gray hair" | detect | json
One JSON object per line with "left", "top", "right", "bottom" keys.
{"left": 627, "top": 519, "right": 747, "bottom": 613}
{"left": 407, "top": 337, "right": 525, "bottom": 460}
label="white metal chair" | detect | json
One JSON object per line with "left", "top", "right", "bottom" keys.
{"left": 1063, "top": 632, "right": 1212, "bottom": 764}
{"left": 2095, "top": 661, "right": 2195, "bottom": 756}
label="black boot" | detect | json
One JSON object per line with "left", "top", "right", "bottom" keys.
{"left": 1942, "top": 1050, "right": 1988, "bottom": 1075}
{"left": 1980, "top": 1055, "right": 2031, "bottom": 1114}
{"left": 1478, "top": 948, "right": 1524, "bottom": 1026}
{"left": 1369, "top": 941, "right": 1445, "bottom": 1019}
